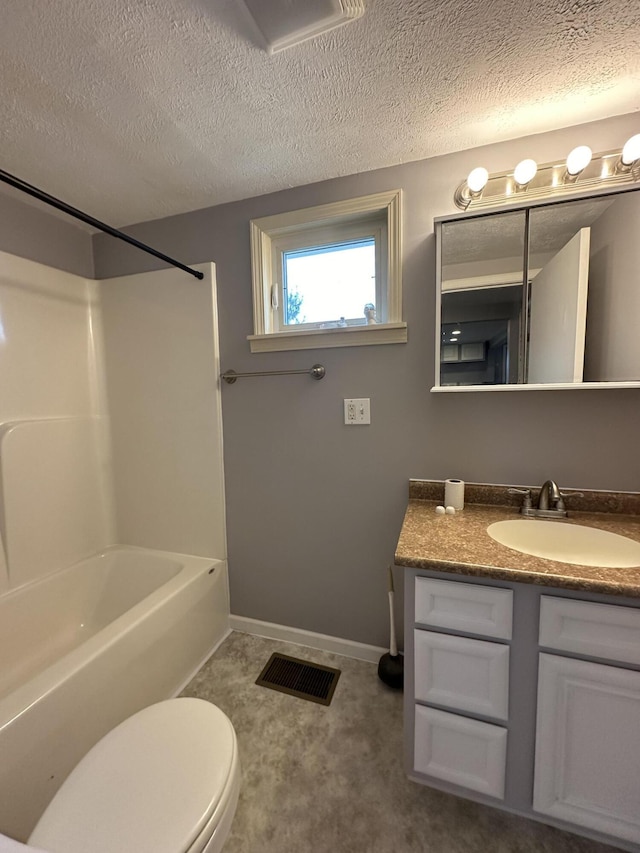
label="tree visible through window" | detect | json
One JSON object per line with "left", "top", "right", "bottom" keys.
{"left": 286, "top": 289, "right": 306, "bottom": 324}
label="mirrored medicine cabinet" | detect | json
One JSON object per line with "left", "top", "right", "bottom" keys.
{"left": 433, "top": 186, "right": 640, "bottom": 391}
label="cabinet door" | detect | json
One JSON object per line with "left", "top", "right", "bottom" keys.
{"left": 534, "top": 653, "right": 640, "bottom": 846}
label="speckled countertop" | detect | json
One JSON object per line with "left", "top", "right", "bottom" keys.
{"left": 395, "top": 481, "right": 640, "bottom": 598}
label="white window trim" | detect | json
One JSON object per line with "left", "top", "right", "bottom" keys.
{"left": 248, "top": 189, "right": 406, "bottom": 352}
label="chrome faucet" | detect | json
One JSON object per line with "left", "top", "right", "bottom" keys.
{"left": 508, "top": 480, "right": 575, "bottom": 518}
{"left": 537, "top": 480, "right": 564, "bottom": 512}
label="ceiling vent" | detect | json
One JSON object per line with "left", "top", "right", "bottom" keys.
{"left": 238, "top": 0, "right": 365, "bottom": 54}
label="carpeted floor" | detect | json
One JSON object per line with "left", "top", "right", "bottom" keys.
{"left": 180, "top": 632, "right": 618, "bottom": 853}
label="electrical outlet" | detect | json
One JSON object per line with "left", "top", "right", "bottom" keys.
{"left": 344, "top": 398, "right": 371, "bottom": 425}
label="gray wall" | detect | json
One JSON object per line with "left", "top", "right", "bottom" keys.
{"left": 0, "top": 192, "right": 93, "bottom": 277}
{"left": 93, "top": 112, "right": 640, "bottom": 648}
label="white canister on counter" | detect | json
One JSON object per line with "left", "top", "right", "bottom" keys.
{"left": 444, "top": 479, "right": 465, "bottom": 510}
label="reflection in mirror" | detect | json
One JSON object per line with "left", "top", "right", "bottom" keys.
{"left": 441, "top": 289, "right": 522, "bottom": 385}
{"left": 528, "top": 194, "right": 639, "bottom": 383}
{"left": 437, "top": 188, "right": 640, "bottom": 388}
{"left": 440, "top": 211, "right": 525, "bottom": 386}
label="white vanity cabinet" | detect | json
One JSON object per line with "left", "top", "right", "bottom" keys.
{"left": 404, "top": 571, "right": 640, "bottom": 852}
{"left": 533, "top": 598, "right": 640, "bottom": 846}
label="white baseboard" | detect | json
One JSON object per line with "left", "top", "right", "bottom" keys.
{"left": 229, "top": 615, "right": 386, "bottom": 664}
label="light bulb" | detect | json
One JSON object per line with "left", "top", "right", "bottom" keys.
{"left": 621, "top": 134, "right": 640, "bottom": 166}
{"left": 467, "top": 167, "right": 489, "bottom": 194}
{"left": 513, "top": 158, "right": 537, "bottom": 187}
{"left": 566, "top": 145, "right": 592, "bottom": 176}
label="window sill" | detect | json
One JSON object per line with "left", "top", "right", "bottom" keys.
{"left": 248, "top": 322, "right": 408, "bottom": 353}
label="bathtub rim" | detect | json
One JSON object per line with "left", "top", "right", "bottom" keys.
{"left": 0, "top": 542, "right": 201, "bottom": 602}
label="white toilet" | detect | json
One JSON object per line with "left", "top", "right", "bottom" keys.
{"left": 27, "top": 698, "right": 240, "bottom": 853}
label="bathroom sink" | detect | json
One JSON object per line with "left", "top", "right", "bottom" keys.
{"left": 487, "top": 519, "right": 640, "bottom": 567}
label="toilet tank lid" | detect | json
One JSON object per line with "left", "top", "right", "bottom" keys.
{"left": 29, "top": 698, "right": 237, "bottom": 853}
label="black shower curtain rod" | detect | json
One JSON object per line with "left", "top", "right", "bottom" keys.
{"left": 0, "top": 168, "right": 204, "bottom": 281}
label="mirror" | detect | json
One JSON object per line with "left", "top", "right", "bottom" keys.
{"left": 436, "top": 188, "right": 640, "bottom": 389}
{"left": 440, "top": 211, "right": 526, "bottom": 386}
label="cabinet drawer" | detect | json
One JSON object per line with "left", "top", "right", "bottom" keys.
{"left": 415, "top": 577, "right": 513, "bottom": 639}
{"left": 414, "top": 705, "right": 507, "bottom": 799}
{"left": 414, "top": 630, "right": 509, "bottom": 720}
{"left": 539, "top": 596, "right": 640, "bottom": 665}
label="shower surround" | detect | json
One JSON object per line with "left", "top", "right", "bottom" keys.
{"left": 0, "top": 252, "right": 228, "bottom": 840}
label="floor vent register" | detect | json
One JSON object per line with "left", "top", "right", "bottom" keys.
{"left": 255, "top": 653, "right": 341, "bottom": 706}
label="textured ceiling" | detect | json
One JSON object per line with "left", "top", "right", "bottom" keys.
{"left": 1, "top": 0, "right": 639, "bottom": 227}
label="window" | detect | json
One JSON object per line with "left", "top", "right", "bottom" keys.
{"left": 248, "top": 190, "right": 406, "bottom": 352}
{"left": 282, "top": 235, "right": 376, "bottom": 329}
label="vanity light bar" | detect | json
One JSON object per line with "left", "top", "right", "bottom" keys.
{"left": 454, "top": 136, "right": 640, "bottom": 210}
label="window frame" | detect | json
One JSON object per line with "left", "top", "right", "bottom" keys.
{"left": 248, "top": 189, "right": 406, "bottom": 352}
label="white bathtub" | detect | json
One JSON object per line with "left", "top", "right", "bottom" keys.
{"left": 0, "top": 545, "right": 230, "bottom": 842}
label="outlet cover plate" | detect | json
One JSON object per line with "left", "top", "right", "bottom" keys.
{"left": 344, "top": 398, "right": 371, "bottom": 425}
